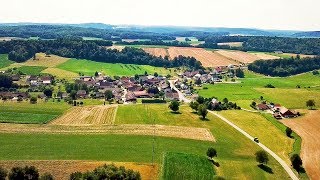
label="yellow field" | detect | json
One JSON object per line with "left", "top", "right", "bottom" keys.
{"left": 250, "top": 52, "right": 281, "bottom": 60}
{"left": 41, "top": 67, "right": 78, "bottom": 80}
{"left": 22, "top": 53, "right": 70, "bottom": 67}
{"left": 143, "top": 48, "right": 169, "bottom": 58}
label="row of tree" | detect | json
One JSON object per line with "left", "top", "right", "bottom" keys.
{"left": 248, "top": 56, "right": 320, "bottom": 76}
{"left": 0, "top": 39, "right": 203, "bottom": 69}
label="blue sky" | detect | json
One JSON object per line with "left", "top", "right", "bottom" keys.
{"left": 0, "top": 0, "right": 319, "bottom": 31}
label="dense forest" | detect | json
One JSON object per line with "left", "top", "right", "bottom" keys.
{"left": 0, "top": 25, "right": 175, "bottom": 40}
{"left": 115, "top": 40, "right": 191, "bottom": 47}
{"left": 248, "top": 56, "right": 320, "bottom": 76}
{"left": 0, "top": 38, "right": 203, "bottom": 69}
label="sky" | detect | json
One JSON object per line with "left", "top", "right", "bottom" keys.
{"left": 0, "top": 0, "right": 319, "bottom": 31}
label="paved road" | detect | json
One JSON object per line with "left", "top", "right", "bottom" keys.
{"left": 209, "top": 111, "right": 299, "bottom": 180}
{"left": 168, "top": 80, "right": 191, "bottom": 103}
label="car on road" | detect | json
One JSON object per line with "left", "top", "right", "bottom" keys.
{"left": 254, "top": 137, "right": 259, "bottom": 143}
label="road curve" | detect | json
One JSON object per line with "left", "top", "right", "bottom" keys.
{"left": 209, "top": 111, "right": 299, "bottom": 180}
{"left": 168, "top": 80, "right": 191, "bottom": 103}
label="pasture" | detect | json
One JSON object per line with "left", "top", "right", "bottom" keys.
{"left": 57, "top": 58, "right": 172, "bottom": 76}
{"left": 0, "top": 54, "right": 13, "bottom": 68}
{"left": 162, "top": 152, "right": 215, "bottom": 180}
{"left": 0, "top": 101, "right": 70, "bottom": 124}
{"left": 282, "top": 110, "right": 320, "bottom": 180}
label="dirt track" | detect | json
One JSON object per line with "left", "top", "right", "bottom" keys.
{"left": 0, "top": 160, "right": 157, "bottom": 180}
{"left": 50, "top": 105, "right": 117, "bottom": 125}
{"left": 282, "top": 110, "right": 320, "bottom": 180}
{"left": 0, "top": 123, "right": 215, "bottom": 142}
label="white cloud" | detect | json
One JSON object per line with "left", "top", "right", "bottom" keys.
{"left": 0, "top": 0, "right": 319, "bottom": 31}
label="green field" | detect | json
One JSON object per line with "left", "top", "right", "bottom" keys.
{"left": 57, "top": 58, "right": 172, "bottom": 76}
{"left": 14, "top": 66, "right": 47, "bottom": 75}
{"left": 115, "top": 104, "right": 290, "bottom": 179}
{"left": 198, "top": 71, "right": 320, "bottom": 109}
{"left": 0, "top": 101, "right": 70, "bottom": 124}
{"left": 0, "top": 54, "right": 14, "bottom": 69}
{"left": 162, "top": 152, "right": 215, "bottom": 180}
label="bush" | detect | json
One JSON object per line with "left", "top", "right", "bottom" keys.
{"left": 30, "top": 97, "right": 37, "bottom": 104}
{"left": 291, "top": 154, "right": 303, "bottom": 173}
{"left": 169, "top": 100, "right": 180, "bottom": 112}
{"left": 0, "top": 167, "right": 7, "bottom": 180}
{"left": 40, "top": 173, "right": 54, "bottom": 180}
{"left": 286, "top": 127, "right": 293, "bottom": 138}
{"left": 206, "top": 147, "right": 217, "bottom": 159}
{"left": 255, "top": 150, "right": 269, "bottom": 165}
{"left": 264, "top": 84, "right": 275, "bottom": 88}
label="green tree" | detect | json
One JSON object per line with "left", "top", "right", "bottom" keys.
{"left": 206, "top": 147, "right": 217, "bottom": 159}
{"left": 290, "top": 154, "right": 303, "bottom": 173}
{"left": 104, "top": 90, "right": 114, "bottom": 100}
{"left": 70, "top": 90, "right": 77, "bottom": 100}
{"left": 94, "top": 71, "right": 99, "bottom": 77}
{"left": 43, "top": 88, "right": 53, "bottom": 97}
{"left": 0, "top": 167, "right": 7, "bottom": 180}
{"left": 169, "top": 100, "right": 180, "bottom": 112}
{"left": 235, "top": 68, "right": 244, "bottom": 78}
{"left": 9, "top": 167, "right": 24, "bottom": 180}
{"left": 255, "top": 150, "right": 269, "bottom": 165}
{"left": 196, "top": 96, "right": 205, "bottom": 104}
{"left": 24, "top": 166, "right": 39, "bottom": 180}
{"left": 312, "top": 70, "right": 319, "bottom": 75}
{"left": 306, "top": 99, "right": 315, "bottom": 109}
{"left": 30, "top": 97, "right": 37, "bottom": 104}
{"left": 39, "top": 173, "right": 54, "bottom": 180}
{"left": 198, "top": 104, "right": 208, "bottom": 119}
{"left": 153, "top": 72, "right": 158, "bottom": 77}
{"left": 222, "top": 98, "right": 228, "bottom": 104}
{"left": 190, "top": 101, "right": 199, "bottom": 112}
{"left": 286, "top": 127, "right": 293, "bottom": 138}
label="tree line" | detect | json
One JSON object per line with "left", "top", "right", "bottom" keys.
{"left": 0, "top": 38, "right": 203, "bottom": 69}
{"left": 0, "top": 25, "right": 175, "bottom": 41}
{"left": 248, "top": 56, "right": 320, "bottom": 76}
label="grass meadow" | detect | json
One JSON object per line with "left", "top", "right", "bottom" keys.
{"left": 0, "top": 54, "right": 14, "bottom": 69}
{"left": 57, "top": 58, "right": 173, "bottom": 76}
{"left": 0, "top": 101, "right": 70, "bottom": 124}
{"left": 162, "top": 152, "right": 215, "bottom": 180}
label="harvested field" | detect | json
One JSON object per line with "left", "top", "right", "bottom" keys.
{"left": 143, "top": 48, "right": 169, "bottom": 58}
{"left": 216, "top": 50, "right": 261, "bottom": 63}
{"left": 250, "top": 52, "right": 281, "bottom": 60}
{"left": 167, "top": 47, "right": 237, "bottom": 67}
{"left": 218, "top": 42, "right": 243, "bottom": 47}
{"left": 22, "top": 53, "right": 70, "bottom": 67}
{"left": 282, "top": 53, "right": 315, "bottom": 59}
{"left": 282, "top": 110, "right": 320, "bottom": 180}
{"left": 50, "top": 105, "right": 117, "bottom": 125}
{"left": 0, "top": 123, "right": 215, "bottom": 142}
{"left": 0, "top": 160, "right": 157, "bottom": 180}
{"left": 41, "top": 67, "right": 79, "bottom": 80}
{"left": 107, "top": 45, "right": 125, "bottom": 51}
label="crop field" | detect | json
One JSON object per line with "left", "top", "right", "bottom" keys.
{"left": 167, "top": 47, "right": 237, "bottom": 67}
{"left": 41, "top": 67, "right": 79, "bottom": 80}
{"left": 143, "top": 47, "right": 169, "bottom": 58}
{"left": 14, "top": 66, "right": 47, "bottom": 75}
{"left": 162, "top": 152, "right": 215, "bottom": 180}
{"left": 50, "top": 105, "right": 117, "bottom": 125}
{"left": 217, "top": 42, "right": 243, "bottom": 47}
{"left": 0, "top": 54, "right": 14, "bottom": 68}
{"left": 216, "top": 50, "right": 263, "bottom": 63}
{"left": 57, "top": 58, "right": 172, "bottom": 76}
{"left": 107, "top": 45, "right": 125, "bottom": 51}
{"left": 282, "top": 110, "right": 320, "bottom": 180}
{"left": 0, "top": 160, "right": 156, "bottom": 180}
{"left": 0, "top": 101, "right": 70, "bottom": 124}
{"left": 249, "top": 52, "right": 281, "bottom": 60}
{"left": 219, "top": 110, "right": 294, "bottom": 164}
{"left": 22, "top": 53, "right": 70, "bottom": 67}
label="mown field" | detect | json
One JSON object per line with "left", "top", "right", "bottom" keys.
{"left": 0, "top": 101, "right": 70, "bottom": 124}
{"left": 162, "top": 152, "right": 215, "bottom": 180}
{"left": 57, "top": 58, "right": 173, "bottom": 76}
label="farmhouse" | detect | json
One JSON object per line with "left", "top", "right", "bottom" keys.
{"left": 257, "top": 103, "right": 269, "bottom": 111}
{"left": 165, "top": 91, "right": 179, "bottom": 101}
{"left": 76, "top": 90, "right": 87, "bottom": 98}
{"left": 279, "top": 107, "right": 297, "bottom": 118}
{"left": 133, "top": 90, "right": 152, "bottom": 98}
{"left": 125, "top": 92, "right": 137, "bottom": 102}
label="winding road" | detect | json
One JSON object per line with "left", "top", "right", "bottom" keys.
{"left": 170, "top": 78, "right": 298, "bottom": 180}
{"left": 210, "top": 111, "right": 299, "bottom": 180}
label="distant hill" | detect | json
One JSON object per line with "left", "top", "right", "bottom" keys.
{"left": 292, "top": 31, "right": 320, "bottom": 38}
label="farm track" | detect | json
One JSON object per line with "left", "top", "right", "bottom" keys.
{"left": 0, "top": 160, "right": 157, "bottom": 180}
{"left": 50, "top": 105, "right": 117, "bottom": 125}
{"left": 0, "top": 123, "right": 215, "bottom": 142}
{"left": 282, "top": 110, "right": 320, "bottom": 180}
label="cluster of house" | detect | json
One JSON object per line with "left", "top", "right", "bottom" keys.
{"left": 0, "top": 91, "right": 29, "bottom": 101}
{"left": 26, "top": 75, "right": 54, "bottom": 86}
{"left": 76, "top": 74, "right": 179, "bottom": 103}
{"left": 256, "top": 103, "right": 298, "bottom": 119}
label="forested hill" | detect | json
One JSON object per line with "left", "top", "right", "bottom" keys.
{"left": 248, "top": 56, "right": 320, "bottom": 77}
{"left": 0, "top": 38, "right": 203, "bottom": 70}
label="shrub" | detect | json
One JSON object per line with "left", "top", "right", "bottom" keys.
{"left": 30, "top": 97, "right": 37, "bottom": 104}
{"left": 264, "top": 84, "right": 275, "bottom": 88}
{"left": 0, "top": 167, "right": 7, "bottom": 180}
{"left": 255, "top": 150, "right": 269, "bottom": 165}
